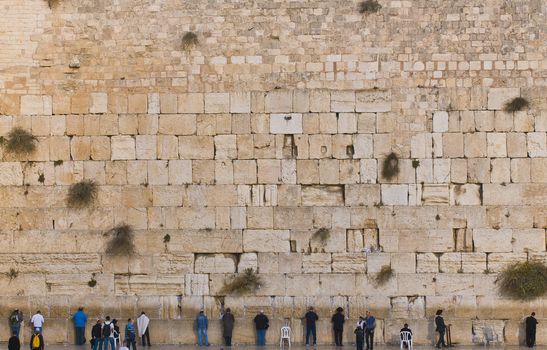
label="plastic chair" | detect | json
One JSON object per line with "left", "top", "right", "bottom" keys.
{"left": 280, "top": 326, "right": 291, "bottom": 347}
{"left": 483, "top": 326, "right": 499, "bottom": 346}
{"left": 400, "top": 331, "right": 412, "bottom": 350}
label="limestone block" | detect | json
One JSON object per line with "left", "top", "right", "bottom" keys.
{"left": 514, "top": 111, "right": 535, "bottom": 132}
{"left": 246, "top": 207, "right": 273, "bottom": 229}
{"left": 134, "top": 135, "right": 156, "bottom": 160}
{"left": 212, "top": 135, "right": 236, "bottom": 160}
{"left": 449, "top": 184, "right": 481, "bottom": 205}
{"left": 302, "top": 253, "right": 332, "bottom": 273}
{"left": 381, "top": 185, "right": 408, "bottom": 205}
{"left": 317, "top": 159, "right": 339, "bottom": 184}
{"left": 353, "top": 134, "right": 373, "bottom": 158}
{"left": 309, "top": 90, "right": 330, "bottom": 112}
{"left": 147, "top": 160, "right": 168, "bottom": 185}
{"left": 20, "top": 95, "right": 52, "bottom": 115}
{"left": 309, "top": 134, "right": 332, "bottom": 159}
{"left": 154, "top": 253, "right": 194, "bottom": 274}
{"left": 111, "top": 135, "right": 135, "bottom": 160}
{"left": 301, "top": 185, "right": 344, "bottom": 206}
{"left": 194, "top": 254, "right": 237, "bottom": 274}
{"left": 243, "top": 230, "right": 290, "bottom": 253}
{"left": 344, "top": 184, "right": 381, "bottom": 206}
{"left": 467, "top": 158, "right": 491, "bottom": 183}
{"left": 179, "top": 136, "right": 214, "bottom": 159}
{"left": 159, "top": 93, "right": 177, "bottom": 114}
{"left": 228, "top": 92, "right": 251, "bottom": 114}
{"left": 168, "top": 230, "right": 242, "bottom": 253}
{"left": 331, "top": 134, "right": 352, "bottom": 159}
{"left": 273, "top": 207, "right": 313, "bottom": 230}
{"left": 487, "top": 133, "right": 507, "bottom": 157}
{"left": 439, "top": 253, "right": 461, "bottom": 273}
{"left": 494, "top": 110, "right": 514, "bottom": 131}
{"left": 318, "top": 274, "right": 357, "bottom": 296}
{"left": 89, "top": 92, "right": 107, "bottom": 114}
{"left": 265, "top": 90, "right": 292, "bottom": 113}
{"left": 464, "top": 132, "right": 487, "bottom": 157}
{"left": 397, "top": 273, "right": 436, "bottom": 296}
{"left": 391, "top": 253, "right": 416, "bottom": 274}
{"left": 433, "top": 111, "right": 449, "bottom": 132}
{"left": 49, "top": 136, "right": 70, "bottom": 161}
{"left": 158, "top": 114, "right": 196, "bottom": 135}
{"left": 475, "top": 111, "right": 495, "bottom": 132}
{"left": 0, "top": 162, "right": 23, "bottom": 185}
{"left": 512, "top": 229, "right": 545, "bottom": 252}
{"left": 286, "top": 274, "right": 320, "bottom": 296}
{"left": 184, "top": 274, "right": 209, "bottom": 296}
{"left": 269, "top": 113, "right": 303, "bottom": 134}
{"left": 490, "top": 158, "right": 510, "bottom": 183}
{"left": 416, "top": 253, "right": 439, "bottom": 273}
{"left": 147, "top": 92, "right": 160, "bottom": 114}
{"left": 487, "top": 88, "right": 520, "bottom": 110}
{"left": 331, "top": 91, "right": 355, "bottom": 112}
{"left": 233, "top": 160, "right": 257, "bottom": 184}
{"left": 355, "top": 90, "right": 390, "bottom": 112}
{"left": 366, "top": 253, "right": 390, "bottom": 273}
{"left": 442, "top": 133, "right": 464, "bottom": 157}
{"left": 531, "top": 158, "right": 547, "bottom": 183}
{"left": 360, "top": 159, "right": 377, "bottom": 183}
{"left": 127, "top": 94, "right": 147, "bottom": 113}
{"left": 332, "top": 253, "right": 366, "bottom": 272}
{"left": 472, "top": 229, "right": 512, "bottom": 252}
{"left": 527, "top": 132, "right": 547, "bottom": 157}
{"left": 237, "top": 253, "right": 257, "bottom": 271}
{"left": 204, "top": 93, "right": 230, "bottom": 113}
{"left": 319, "top": 113, "right": 337, "bottom": 133}
{"left": 421, "top": 184, "right": 449, "bottom": 205}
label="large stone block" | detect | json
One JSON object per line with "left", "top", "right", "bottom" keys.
{"left": 243, "top": 230, "right": 290, "bottom": 253}
{"left": 356, "top": 90, "right": 391, "bottom": 112}
{"left": 472, "top": 229, "right": 512, "bottom": 252}
{"left": 487, "top": 88, "right": 520, "bottom": 110}
{"left": 194, "top": 254, "right": 237, "bottom": 273}
{"left": 301, "top": 185, "right": 344, "bottom": 206}
{"left": 269, "top": 113, "right": 303, "bottom": 134}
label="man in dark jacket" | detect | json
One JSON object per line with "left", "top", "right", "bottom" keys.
{"left": 525, "top": 312, "right": 538, "bottom": 348}
{"left": 304, "top": 306, "right": 319, "bottom": 348}
{"left": 331, "top": 307, "right": 345, "bottom": 346}
{"left": 221, "top": 308, "right": 235, "bottom": 346}
{"left": 9, "top": 309, "right": 23, "bottom": 337}
{"left": 253, "top": 310, "right": 269, "bottom": 346}
{"left": 90, "top": 320, "right": 102, "bottom": 350}
{"left": 435, "top": 309, "right": 447, "bottom": 348}
{"left": 364, "top": 311, "right": 376, "bottom": 350}
{"left": 29, "top": 330, "right": 44, "bottom": 350}
{"left": 9, "top": 331, "right": 20, "bottom": 350}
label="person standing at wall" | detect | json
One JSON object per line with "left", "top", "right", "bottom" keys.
{"left": 125, "top": 319, "right": 137, "bottom": 350}
{"left": 102, "top": 316, "right": 115, "bottom": 350}
{"left": 525, "top": 312, "right": 538, "bottom": 348}
{"left": 331, "top": 307, "right": 345, "bottom": 346}
{"left": 9, "top": 331, "right": 21, "bottom": 350}
{"left": 304, "top": 306, "right": 319, "bottom": 348}
{"left": 196, "top": 310, "right": 209, "bottom": 347}
{"left": 30, "top": 311, "right": 45, "bottom": 335}
{"left": 29, "top": 329, "right": 44, "bottom": 350}
{"left": 354, "top": 326, "right": 364, "bottom": 350}
{"left": 137, "top": 312, "right": 151, "bottom": 347}
{"left": 364, "top": 311, "right": 376, "bottom": 350}
{"left": 253, "top": 310, "right": 269, "bottom": 346}
{"left": 91, "top": 320, "right": 103, "bottom": 350}
{"left": 9, "top": 309, "right": 24, "bottom": 338}
{"left": 435, "top": 310, "right": 447, "bottom": 348}
{"left": 72, "top": 307, "right": 88, "bottom": 345}
{"left": 221, "top": 308, "right": 235, "bottom": 346}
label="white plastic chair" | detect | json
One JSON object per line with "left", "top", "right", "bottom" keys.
{"left": 280, "top": 326, "right": 291, "bottom": 347}
{"left": 400, "top": 331, "right": 412, "bottom": 350}
{"left": 483, "top": 326, "right": 499, "bottom": 346}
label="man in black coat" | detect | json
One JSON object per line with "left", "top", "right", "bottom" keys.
{"left": 331, "top": 307, "right": 345, "bottom": 346}
{"left": 304, "top": 306, "right": 319, "bottom": 348}
{"left": 8, "top": 331, "right": 20, "bottom": 350}
{"left": 253, "top": 310, "right": 269, "bottom": 346}
{"left": 90, "top": 320, "right": 103, "bottom": 350}
{"left": 435, "top": 310, "right": 447, "bottom": 348}
{"left": 525, "top": 312, "right": 538, "bottom": 348}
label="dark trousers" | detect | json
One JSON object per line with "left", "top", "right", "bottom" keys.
{"left": 75, "top": 327, "right": 85, "bottom": 345}
{"left": 224, "top": 336, "right": 232, "bottom": 346}
{"left": 436, "top": 330, "right": 446, "bottom": 348}
{"left": 334, "top": 328, "right": 343, "bottom": 346}
{"left": 141, "top": 328, "right": 150, "bottom": 346}
{"left": 365, "top": 329, "right": 374, "bottom": 350}
{"left": 126, "top": 338, "right": 137, "bottom": 350}
{"left": 357, "top": 341, "right": 364, "bottom": 350}
{"left": 306, "top": 326, "right": 317, "bottom": 345}
{"left": 526, "top": 330, "right": 536, "bottom": 348}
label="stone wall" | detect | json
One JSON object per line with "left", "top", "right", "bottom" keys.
{"left": 0, "top": 0, "right": 546, "bottom": 346}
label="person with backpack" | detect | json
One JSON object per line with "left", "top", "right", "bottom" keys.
{"left": 9, "top": 331, "right": 21, "bottom": 350}
{"left": 90, "top": 320, "right": 103, "bottom": 350}
{"left": 125, "top": 319, "right": 137, "bottom": 350}
{"left": 30, "top": 329, "right": 44, "bottom": 350}
{"left": 72, "top": 307, "right": 88, "bottom": 345}
{"left": 253, "top": 310, "right": 269, "bottom": 346}
{"left": 9, "top": 309, "right": 23, "bottom": 337}
{"left": 102, "top": 316, "right": 115, "bottom": 350}
{"left": 196, "top": 310, "right": 209, "bottom": 347}
{"left": 137, "top": 312, "right": 151, "bottom": 347}
{"left": 30, "top": 311, "right": 45, "bottom": 334}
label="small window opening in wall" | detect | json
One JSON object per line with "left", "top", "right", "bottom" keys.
{"left": 321, "top": 146, "right": 327, "bottom": 154}
{"left": 290, "top": 240, "right": 297, "bottom": 252}
{"left": 346, "top": 145, "right": 354, "bottom": 157}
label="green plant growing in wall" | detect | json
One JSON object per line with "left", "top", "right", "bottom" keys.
{"left": 313, "top": 228, "right": 330, "bottom": 244}
{"left": 3, "top": 127, "right": 37, "bottom": 155}
{"left": 220, "top": 268, "right": 263, "bottom": 295}
{"left": 375, "top": 265, "right": 393, "bottom": 286}
{"left": 381, "top": 152, "right": 399, "bottom": 180}
{"left": 359, "top": 0, "right": 382, "bottom": 14}
{"left": 6, "top": 268, "right": 19, "bottom": 281}
{"left": 105, "top": 224, "right": 135, "bottom": 256}
{"left": 67, "top": 180, "right": 98, "bottom": 208}
{"left": 88, "top": 274, "right": 97, "bottom": 287}
{"left": 182, "top": 32, "right": 199, "bottom": 51}
{"left": 503, "top": 97, "right": 530, "bottom": 112}
{"left": 496, "top": 260, "right": 547, "bottom": 300}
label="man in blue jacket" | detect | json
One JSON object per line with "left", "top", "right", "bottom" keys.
{"left": 72, "top": 307, "right": 88, "bottom": 345}
{"left": 196, "top": 310, "right": 209, "bottom": 346}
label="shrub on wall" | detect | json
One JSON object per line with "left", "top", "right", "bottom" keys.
{"left": 504, "top": 97, "right": 530, "bottom": 112}
{"left": 359, "top": 0, "right": 382, "bottom": 14}
{"left": 182, "top": 32, "right": 199, "bottom": 51}
{"left": 381, "top": 152, "right": 399, "bottom": 180}
{"left": 105, "top": 224, "right": 135, "bottom": 256}
{"left": 496, "top": 260, "right": 547, "bottom": 300}
{"left": 220, "top": 268, "right": 262, "bottom": 295}
{"left": 2, "top": 127, "right": 37, "bottom": 155}
{"left": 67, "top": 180, "right": 98, "bottom": 208}
{"left": 375, "top": 265, "right": 393, "bottom": 285}
{"left": 313, "top": 228, "right": 330, "bottom": 244}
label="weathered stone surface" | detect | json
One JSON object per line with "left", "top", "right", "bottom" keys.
{"left": 269, "top": 113, "right": 303, "bottom": 134}
{"left": 243, "top": 230, "right": 290, "bottom": 253}
{"left": 355, "top": 90, "right": 391, "bottom": 112}
{"left": 301, "top": 185, "right": 344, "bottom": 206}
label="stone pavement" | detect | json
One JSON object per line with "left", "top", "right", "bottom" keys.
{"left": 35, "top": 345, "right": 547, "bottom": 350}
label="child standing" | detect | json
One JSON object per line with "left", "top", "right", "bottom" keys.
{"left": 354, "top": 326, "right": 364, "bottom": 350}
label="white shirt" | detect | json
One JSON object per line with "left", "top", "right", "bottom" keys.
{"left": 31, "top": 314, "right": 44, "bottom": 327}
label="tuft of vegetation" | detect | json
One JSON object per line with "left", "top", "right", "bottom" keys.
{"left": 88, "top": 274, "right": 97, "bottom": 287}
{"left": 313, "top": 228, "right": 330, "bottom": 244}
{"left": 163, "top": 234, "right": 171, "bottom": 244}
{"left": 182, "top": 32, "right": 199, "bottom": 51}
{"left": 105, "top": 224, "right": 135, "bottom": 256}
{"left": 6, "top": 268, "right": 19, "bottom": 281}
{"left": 412, "top": 160, "right": 420, "bottom": 168}
{"left": 381, "top": 152, "right": 399, "bottom": 180}
{"left": 220, "top": 268, "right": 263, "bottom": 295}
{"left": 359, "top": 0, "right": 382, "bottom": 14}
{"left": 496, "top": 260, "right": 547, "bottom": 300}
{"left": 375, "top": 265, "right": 393, "bottom": 286}
{"left": 67, "top": 180, "right": 98, "bottom": 208}
{"left": 38, "top": 173, "right": 45, "bottom": 183}
{"left": 3, "top": 127, "right": 37, "bottom": 155}
{"left": 53, "top": 160, "right": 63, "bottom": 167}
{"left": 503, "top": 97, "right": 530, "bottom": 112}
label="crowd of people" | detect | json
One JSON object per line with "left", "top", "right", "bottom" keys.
{"left": 5, "top": 307, "right": 540, "bottom": 349}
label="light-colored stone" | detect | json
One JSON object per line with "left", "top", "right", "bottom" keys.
{"left": 269, "top": 113, "right": 303, "bottom": 134}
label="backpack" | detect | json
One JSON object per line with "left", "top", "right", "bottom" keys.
{"left": 9, "top": 313, "right": 18, "bottom": 325}
{"left": 32, "top": 334, "right": 41, "bottom": 349}
{"left": 102, "top": 324, "right": 112, "bottom": 338}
